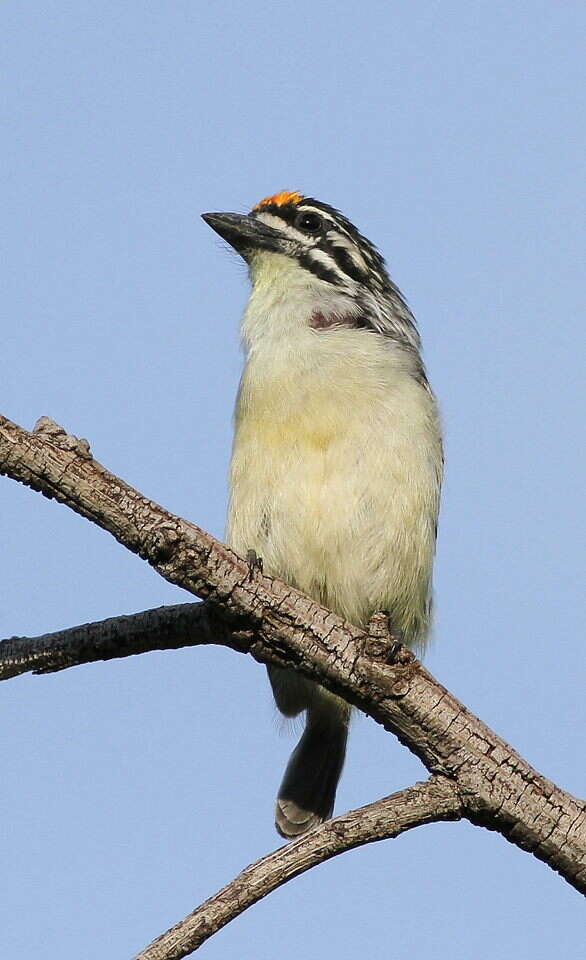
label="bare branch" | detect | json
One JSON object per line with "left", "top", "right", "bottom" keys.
{"left": 131, "top": 777, "right": 462, "bottom": 960}
{"left": 1, "top": 412, "right": 586, "bottom": 899}
{"left": 0, "top": 602, "right": 241, "bottom": 680}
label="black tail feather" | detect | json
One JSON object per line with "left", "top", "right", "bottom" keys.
{"left": 275, "top": 710, "right": 348, "bottom": 838}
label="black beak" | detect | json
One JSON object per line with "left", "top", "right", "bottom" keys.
{"left": 201, "top": 212, "right": 283, "bottom": 258}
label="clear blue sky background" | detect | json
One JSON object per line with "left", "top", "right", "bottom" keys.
{"left": 2, "top": 2, "right": 585, "bottom": 958}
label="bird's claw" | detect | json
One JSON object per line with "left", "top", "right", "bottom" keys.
{"left": 246, "top": 549, "right": 264, "bottom": 580}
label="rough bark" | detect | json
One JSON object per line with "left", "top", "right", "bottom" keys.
{"left": 1, "top": 412, "right": 585, "bottom": 959}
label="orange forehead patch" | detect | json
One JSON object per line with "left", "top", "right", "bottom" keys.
{"left": 252, "top": 190, "right": 304, "bottom": 211}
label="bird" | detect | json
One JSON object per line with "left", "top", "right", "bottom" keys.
{"left": 202, "top": 191, "right": 442, "bottom": 838}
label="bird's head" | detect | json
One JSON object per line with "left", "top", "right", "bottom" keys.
{"left": 202, "top": 191, "right": 421, "bottom": 355}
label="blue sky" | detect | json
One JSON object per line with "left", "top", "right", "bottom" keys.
{"left": 2, "top": 2, "right": 585, "bottom": 957}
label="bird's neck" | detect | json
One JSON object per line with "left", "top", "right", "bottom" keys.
{"left": 241, "top": 253, "right": 359, "bottom": 351}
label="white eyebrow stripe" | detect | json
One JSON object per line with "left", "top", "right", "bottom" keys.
{"left": 296, "top": 204, "right": 330, "bottom": 216}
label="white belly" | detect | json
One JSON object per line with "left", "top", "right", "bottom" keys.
{"left": 227, "top": 329, "right": 442, "bottom": 648}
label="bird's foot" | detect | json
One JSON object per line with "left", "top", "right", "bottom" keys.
{"left": 365, "top": 611, "right": 412, "bottom": 665}
{"left": 246, "top": 549, "right": 264, "bottom": 580}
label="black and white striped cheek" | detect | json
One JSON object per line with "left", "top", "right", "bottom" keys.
{"left": 255, "top": 207, "right": 369, "bottom": 288}
{"left": 328, "top": 236, "right": 369, "bottom": 284}
{"left": 299, "top": 236, "right": 369, "bottom": 288}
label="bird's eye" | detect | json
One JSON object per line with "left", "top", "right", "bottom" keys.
{"left": 295, "top": 211, "right": 323, "bottom": 234}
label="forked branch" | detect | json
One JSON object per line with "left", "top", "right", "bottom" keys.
{"left": 1, "top": 412, "right": 585, "bottom": 960}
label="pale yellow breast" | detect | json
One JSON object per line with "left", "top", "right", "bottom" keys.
{"left": 227, "top": 329, "right": 442, "bottom": 645}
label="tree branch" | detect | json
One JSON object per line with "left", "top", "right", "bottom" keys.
{"left": 1, "top": 412, "right": 586, "bottom": 906}
{"left": 131, "top": 777, "right": 462, "bottom": 960}
{"left": 0, "top": 602, "right": 238, "bottom": 680}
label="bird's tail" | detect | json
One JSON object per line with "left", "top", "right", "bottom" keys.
{"left": 275, "top": 699, "right": 349, "bottom": 838}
